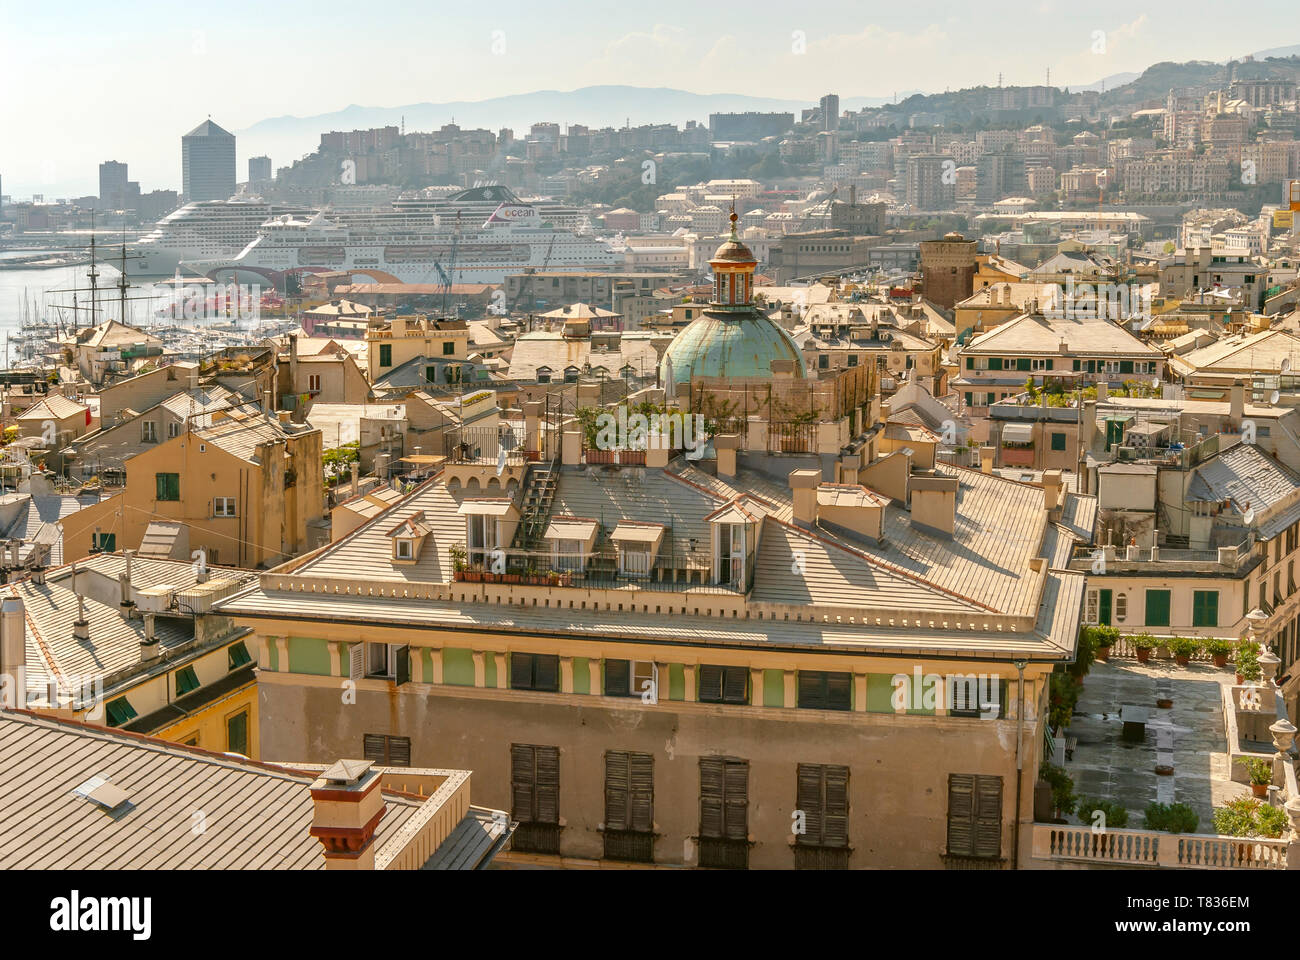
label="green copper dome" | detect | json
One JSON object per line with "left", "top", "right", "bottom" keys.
{"left": 659, "top": 308, "right": 807, "bottom": 385}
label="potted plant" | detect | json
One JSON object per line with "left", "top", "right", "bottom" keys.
{"left": 1039, "top": 763, "right": 1076, "bottom": 822}
{"left": 1238, "top": 757, "right": 1273, "bottom": 798}
{"left": 1236, "top": 641, "right": 1260, "bottom": 684}
{"left": 1170, "top": 636, "right": 1201, "bottom": 667}
{"left": 1143, "top": 802, "right": 1199, "bottom": 834}
{"left": 1076, "top": 797, "right": 1129, "bottom": 830}
{"left": 449, "top": 544, "right": 467, "bottom": 581}
{"left": 1088, "top": 625, "right": 1120, "bottom": 662}
{"left": 1132, "top": 633, "right": 1158, "bottom": 664}
{"left": 1205, "top": 637, "right": 1234, "bottom": 669}
{"left": 1213, "top": 798, "right": 1289, "bottom": 862}
{"left": 546, "top": 569, "right": 561, "bottom": 586}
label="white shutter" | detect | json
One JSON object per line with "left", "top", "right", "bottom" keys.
{"left": 387, "top": 644, "right": 400, "bottom": 678}
{"left": 349, "top": 643, "right": 364, "bottom": 681}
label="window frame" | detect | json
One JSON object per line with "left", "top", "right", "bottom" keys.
{"left": 797, "top": 670, "right": 852, "bottom": 711}
{"left": 175, "top": 665, "right": 201, "bottom": 697}
{"left": 155, "top": 472, "right": 180, "bottom": 501}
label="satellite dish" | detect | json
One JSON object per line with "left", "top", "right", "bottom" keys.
{"left": 1271, "top": 390, "right": 1281, "bottom": 405}
{"left": 1243, "top": 506, "right": 1256, "bottom": 526}
{"left": 1282, "top": 358, "right": 1292, "bottom": 375}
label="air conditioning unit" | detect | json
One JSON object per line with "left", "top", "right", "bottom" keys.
{"left": 1116, "top": 446, "right": 1136, "bottom": 461}
{"left": 135, "top": 584, "right": 178, "bottom": 613}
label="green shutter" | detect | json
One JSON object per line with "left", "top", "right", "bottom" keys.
{"left": 1050, "top": 432, "right": 1066, "bottom": 451}
{"left": 1098, "top": 589, "right": 1112, "bottom": 626}
{"left": 988, "top": 357, "right": 1002, "bottom": 370}
{"left": 227, "top": 641, "right": 252, "bottom": 670}
{"left": 966, "top": 357, "right": 974, "bottom": 370}
{"left": 1072, "top": 359, "right": 1081, "bottom": 371}
{"left": 1120, "top": 360, "right": 1134, "bottom": 374}
{"left": 965, "top": 392, "right": 973, "bottom": 407}
{"left": 379, "top": 343, "right": 392, "bottom": 367}
{"left": 1193, "top": 591, "right": 1219, "bottom": 627}
{"left": 1017, "top": 357, "right": 1031, "bottom": 371}
{"left": 175, "top": 665, "right": 200, "bottom": 696}
{"left": 1146, "top": 589, "right": 1171, "bottom": 627}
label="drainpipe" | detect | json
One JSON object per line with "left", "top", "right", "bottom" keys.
{"left": 1013, "top": 658, "right": 1027, "bottom": 870}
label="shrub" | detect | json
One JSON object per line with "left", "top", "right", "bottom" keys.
{"left": 1169, "top": 636, "right": 1202, "bottom": 658}
{"left": 1143, "top": 802, "right": 1199, "bottom": 834}
{"left": 1258, "top": 804, "right": 1289, "bottom": 839}
{"left": 1130, "top": 632, "right": 1158, "bottom": 650}
{"left": 1213, "top": 797, "right": 1270, "bottom": 837}
{"left": 1048, "top": 671, "right": 1080, "bottom": 730}
{"left": 1076, "top": 797, "right": 1129, "bottom": 829}
{"left": 1237, "top": 757, "right": 1273, "bottom": 786}
{"left": 1204, "top": 637, "right": 1234, "bottom": 657}
{"left": 1040, "top": 763, "right": 1076, "bottom": 816}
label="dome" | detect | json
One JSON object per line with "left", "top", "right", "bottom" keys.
{"left": 659, "top": 309, "right": 807, "bottom": 385}
{"left": 711, "top": 235, "right": 757, "bottom": 263}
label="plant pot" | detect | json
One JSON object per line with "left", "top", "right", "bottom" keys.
{"left": 504, "top": 574, "right": 520, "bottom": 584}
{"left": 1174, "top": 654, "right": 1190, "bottom": 666}
{"left": 1213, "top": 654, "right": 1228, "bottom": 668}
{"left": 1096, "top": 646, "right": 1111, "bottom": 662}
{"left": 1250, "top": 782, "right": 1269, "bottom": 798}
{"left": 465, "top": 572, "right": 482, "bottom": 582}
{"left": 1136, "top": 648, "right": 1152, "bottom": 663}
{"left": 454, "top": 570, "right": 466, "bottom": 581}
{"left": 1236, "top": 673, "right": 1244, "bottom": 684}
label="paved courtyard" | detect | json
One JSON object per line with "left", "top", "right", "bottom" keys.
{"left": 1057, "top": 659, "right": 1257, "bottom": 833}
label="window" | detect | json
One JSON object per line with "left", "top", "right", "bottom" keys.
{"left": 847, "top": 354, "right": 858, "bottom": 367}
{"left": 699, "top": 756, "right": 749, "bottom": 869}
{"left": 227, "top": 640, "right": 252, "bottom": 671}
{"left": 307, "top": 374, "right": 322, "bottom": 393}
{"left": 155, "top": 472, "right": 180, "bottom": 501}
{"left": 604, "top": 659, "right": 656, "bottom": 698}
{"left": 214, "top": 497, "right": 236, "bottom": 517}
{"left": 1114, "top": 592, "right": 1128, "bottom": 624}
{"left": 395, "top": 538, "right": 413, "bottom": 560}
{"left": 226, "top": 710, "right": 249, "bottom": 756}
{"left": 105, "top": 696, "right": 137, "bottom": 727}
{"left": 798, "top": 670, "right": 851, "bottom": 710}
{"left": 91, "top": 532, "right": 116, "bottom": 553}
{"left": 175, "top": 665, "right": 200, "bottom": 697}
{"left": 1050, "top": 432, "right": 1066, "bottom": 451}
{"left": 510, "top": 653, "right": 560, "bottom": 692}
{"left": 442, "top": 341, "right": 455, "bottom": 356}
{"left": 818, "top": 354, "right": 829, "bottom": 370}
{"left": 604, "top": 750, "right": 654, "bottom": 862}
{"left": 511, "top": 744, "right": 561, "bottom": 853}
{"left": 363, "top": 733, "right": 411, "bottom": 766}
{"left": 794, "top": 764, "right": 849, "bottom": 868}
{"left": 379, "top": 343, "right": 392, "bottom": 367}
{"left": 946, "top": 774, "right": 1003, "bottom": 860}
{"left": 142, "top": 421, "right": 158, "bottom": 443}
{"left": 1032, "top": 358, "right": 1050, "bottom": 371}
{"left": 1146, "top": 589, "right": 1171, "bottom": 628}
{"left": 698, "top": 664, "right": 749, "bottom": 705}
{"left": 366, "top": 641, "right": 396, "bottom": 678}
{"left": 1086, "top": 588, "right": 1113, "bottom": 625}
{"left": 1193, "top": 590, "right": 1219, "bottom": 627}
{"left": 168, "top": 421, "right": 181, "bottom": 439}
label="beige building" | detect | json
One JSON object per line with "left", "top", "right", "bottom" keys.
{"left": 366, "top": 316, "right": 470, "bottom": 384}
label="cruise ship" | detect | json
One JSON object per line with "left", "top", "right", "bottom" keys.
{"left": 183, "top": 202, "right": 620, "bottom": 286}
{"left": 394, "top": 184, "right": 588, "bottom": 232}
{"left": 126, "top": 198, "right": 308, "bottom": 277}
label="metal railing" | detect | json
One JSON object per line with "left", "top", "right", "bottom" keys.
{"left": 451, "top": 540, "right": 737, "bottom": 594}
{"left": 443, "top": 425, "right": 526, "bottom": 465}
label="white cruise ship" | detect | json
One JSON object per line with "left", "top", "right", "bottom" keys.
{"left": 183, "top": 202, "right": 620, "bottom": 286}
{"left": 126, "top": 198, "right": 308, "bottom": 277}
{"left": 393, "top": 184, "right": 586, "bottom": 232}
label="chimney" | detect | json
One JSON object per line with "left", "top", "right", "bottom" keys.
{"left": 140, "top": 613, "right": 160, "bottom": 663}
{"left": 350, "top": 460, "right": 360, "bottom": 499}
{"left": 908, "top": 476, "right": 959, "bottom": 538}
{"left": 309, "top": 759, "right": 387, "bottom": 870}
{"left": 263, "top": 389, "right": 274, "bottom": 414}
{"left": 1, "top": 597, "right": 25, "bottom": 709}
{"left": 980, "top": 445, "right": 995, "bottom": 474}
{"left": 1230, "top": 380, "right": 1245, "bottom": 423}
{"left": 1096, "top": 380, "right": 1108, "bottom": 401}
{"left": 71, "top": 563, "right": 90, "bottom": 642}
{"left": 119, "top": 549, "right": 135, "bottom": 617}
{"left": 1043, "top": 469, "right": 1064, "bottom": 514}
{"left": 789, "top": 469, "right": 821, "bottom": 527}
{"left": 715, "top": 434, "right": 740, "bottom": 480}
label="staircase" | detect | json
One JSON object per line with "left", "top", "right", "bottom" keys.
{"left": 515, "top": 458, "right": 560, "bottom": 548}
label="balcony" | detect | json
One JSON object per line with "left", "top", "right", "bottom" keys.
{"left": 452, "top": 541, "right": 738, "bottom": 594}
{"left": 1032, "top": 824, "right": 1287, "bottom": 869}
{"left": 1069, "top": 539, "right": 1255, "bottom": 575}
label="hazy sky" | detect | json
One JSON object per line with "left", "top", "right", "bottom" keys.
{"left": 0, "top": 0, "right": 1292, "bottom": 198}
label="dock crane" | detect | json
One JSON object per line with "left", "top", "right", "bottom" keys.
{"left": 437, "top": 212, "right": 462, "bottom": 315}
{"left": 509, "top": 233, "right": 558, "bottom": 322}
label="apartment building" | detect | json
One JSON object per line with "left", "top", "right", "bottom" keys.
{"left": 367, "top": 316, "right": 470, "bottom": 384}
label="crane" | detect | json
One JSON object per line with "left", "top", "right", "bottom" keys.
{"left": 509, "top": 233, "right": 557, "bottom": 319}
{"left": 440, "top": 212, "right": 462, "bottom": 315}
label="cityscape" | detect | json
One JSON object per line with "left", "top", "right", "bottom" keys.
{"left": 3, "top": 0, "right": 1300, "bottom": 935}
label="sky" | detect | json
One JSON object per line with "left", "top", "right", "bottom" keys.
{"left": 0, "top": 0, "right": 1294, "bottom": 198}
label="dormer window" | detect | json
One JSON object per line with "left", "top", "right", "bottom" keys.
{"left": 705, "top": 498, "right": 766, "bottom": 591}
{"left": 543, "top": 517, "right": 599, "bottom": 574}
{"left": 395, "top": 538, "right": 414, "bottom": 560}
{"left": 387, "top": 510, "right": 432, "bottom": 564}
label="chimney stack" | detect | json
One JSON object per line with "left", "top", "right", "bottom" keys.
{"left": 309, "top": 759, "right": 387, "bottom": 870}
{"left": 0, "top": 597, "right": 25, "bottom": 709}
{"left": 789, "top": 468, "right": 821, "bottom": 527}
{"left": 1043, "top": 469, "right": 1064, "bottom": 514}
{"left": 715, "top": 434, "right": 741, "bottom": 480}
{"left": 1230, "top": 380, "right": 1245, "bottom": 423}
{"left": 980, "top": 445, "right": 995, "bottom": 474}
{"left": 71, "top": 563, "right": 90, "bottom": 642}
{"left": 119, "top": 549, "right": 135, "bottom": 617}
{"left": 350, "top": 460, "right": 360, "bottom": 499}
{"left": 140, "top": 613, "right": 160, "bottom": 663}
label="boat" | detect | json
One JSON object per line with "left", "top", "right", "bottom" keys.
{"left": 125, "top": 197, "right": 310, "bottom": 277}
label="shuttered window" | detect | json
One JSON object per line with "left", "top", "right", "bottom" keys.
{"left": 605, "top": 750, "right": 654, "bottom": 832}
{"left": 510, "top": 653, "right": 560, "bottom": 691}
{"left": 1192, "top": 590, "right": 1219, "bottom": 627}
{"left": 699, "top": 756, "right": 748, "bottom": 840}
{"left": 795, "top": 763, "right": 849, "bottom": 848}
{"left": 511, "top": 744, "right": 560, "bottom": 824}
{"left": 1146, "top": 589, "right": 1171, "bottom": 627}
{"left": 797, "top": 670, "right": 851, "bottom": 710}
{"left": 946, "top": 774, "right": 1002, "bottom": 859}
{"left": 155, "top": 472, "right": 180, "bottom": 501}
{"left": 227, "top": 641, "right": 252, "bottom": 671}
{"left": 698, "top": 664, "right": 749, "bottom": 704}
{"left": 362, "top": 733, "right": 412, "bottom": 766}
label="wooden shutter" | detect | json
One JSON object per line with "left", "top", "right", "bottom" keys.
{"left": 947, "top": 774, "right": 975, "bottom": 856}
{"left": 974, "top": 775, "right": 1003, "bottom": 858}
{"left": 535, "top": 745, "right": 560, "bottom": 823}
{"left": 824, "top": 765, "right": 849, "bottom": 847}
{"left": 699, "top": 757, "right": 724, "bottom": 838}
{"left": 698, "top": 665, "right": 722, "bottom": 702}
{"left": 827, "top": 673, "right": 851, "bottom": 710}
{"left": 534, "top": 655, "right": 559, "bottom": 692}
{"left": 722, "top": 666, "right": 748, "bottom": 704}
{"left": 363, "top": 734, "right": 387, "bottom": 763}
{"left": 348, "top": 643, "right": 364, "bottom": 682}
{"left": 511, "top": 743, "right": 536, "bottom": 821}
{"left": 605, "top": 658, "right": 631, "bottom": 696}
{"left": 394, "top": 645, "right": 410, "bottom": 686}
{"left": 628, "top": 752, "right": 654, "bottom": 832}
{"left": 605, "top": 751, "right": 630, "bottom": 831}
{"left": 723, "top": 758, "right": 748, "bottom": 840}
{"left": 388, "top": 735, "right": 411, "bottom": 767}
{"left": 796, "top": 764, "right": 825, "bottom": 845}
{"left": 798, "top": 671, "right": 824, "bottom": 709}
{"left": 510, "top": 654, "right": 533, "bottom": 689}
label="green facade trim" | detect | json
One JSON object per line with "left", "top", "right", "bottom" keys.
{"left": 287, "top": 637, "right": 331, "bottom": 676}
{"left": 484, "top": 651, "right": 497, "bottom": 688}
{"left": 763, "top": 669, "right": 784, "bottom": 708}
{"left": 443, "top": 648, "right": 475, "bottom": 686}
{"left": 573, "top": 657, "right": 590, "bottom": 695}
{"left": 668, "top": 664, "right": 684, "bottom": 701}
{"left": 420, "top": 647, "right": 433, "bottom": 682}
{"left": 267, "top": 639, "right": 279, "bottom": 672}
{"left": 866, "top": 674, "right": 895, "bottom": 713}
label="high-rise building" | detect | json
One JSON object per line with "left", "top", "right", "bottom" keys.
{"left": 976, "top": 152, "right": 1028, "bottom": 205}
{"left": 182, "top": 119, "right": 236, "bottom": 202}
{"left": 98, "top": 160, "right": 128, "bottom": 210}
{"left": 248, "top": 156, "right": 272, "bottom": 184}
{"left": 905, "top": 154, "right": 956, "bottom": 211}
{"left": 820, "top": 94, "right": 840, "bottom": 132}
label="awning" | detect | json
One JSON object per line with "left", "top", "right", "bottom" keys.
{"left": 610, "top": 522, "right": 666, "bottom": 547}
{"left": 457, "top": 499, "right": 517, "bottom": 517}
{"left": 543, "top": 517, "right": 600, "bottom": 547}
{"left": 1001, "top": 423, "right": 1034, "bottom": 443}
